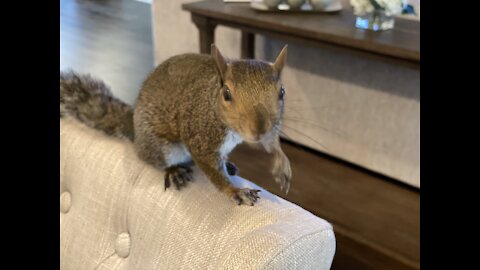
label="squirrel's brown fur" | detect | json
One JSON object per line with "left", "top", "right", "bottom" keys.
{"left": 60, "top": 45, "right": 291, "bottom": 206}
{"left": 60, "top": 71, "right": 134, "bottom": 140}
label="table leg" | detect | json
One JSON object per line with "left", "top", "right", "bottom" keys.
{"left": 191, "top": 14, "right": 217, "bottom": 54}
{"left": 241, "top": 31, "right": 255, "bottom": 59}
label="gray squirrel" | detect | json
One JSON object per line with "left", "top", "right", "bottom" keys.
{"left": 60, "top": 44, "right": 292, "bottom": 206}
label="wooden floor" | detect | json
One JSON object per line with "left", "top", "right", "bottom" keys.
{"left": 60, "top": 0, "right": 153, "bottom": 105}
{"left": 60, "top": 0, "right": 420, "bottom": 269}
{"left": 231, "top": 143, "right": 420, "bottom": 270}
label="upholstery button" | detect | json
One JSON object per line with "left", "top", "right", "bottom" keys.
{"left": 60, "top": 192, "right": 71, "bottom": 213}
{"left": 115, "top": 232, "right": 131, "bottom": 258}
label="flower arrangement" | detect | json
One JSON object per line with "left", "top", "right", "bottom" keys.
{"left": 350, "top": 0, "right": 418, "bottom": 30}
{"left": 350, "top": 0, "right": 404, "bottom": 16}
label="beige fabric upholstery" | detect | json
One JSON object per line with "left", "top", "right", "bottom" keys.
{"left": 60, "top": 118, "right": 336, "bottom": 269}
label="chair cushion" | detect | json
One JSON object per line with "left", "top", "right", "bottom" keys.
{"left": 60, "top": 118, "right": 336, "bottom": 269}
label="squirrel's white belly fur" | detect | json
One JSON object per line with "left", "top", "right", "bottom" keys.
{"left": 163, "top": 143, "right": 191, "bottom": 166}
{"left": 219, "top": 130, "right": 243, "bottom": 159}
{"left": 163, "top": 130, "right": 242, "bottom": 167}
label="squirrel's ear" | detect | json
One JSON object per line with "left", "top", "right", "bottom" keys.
{"left": 211, "top": 44, "right": 228, "bottom": 80}
{"left": 273, "top": 45, "right": 288, "bottom": 74}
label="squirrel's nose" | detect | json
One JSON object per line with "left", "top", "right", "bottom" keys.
{"left": 254, "top": 104, "right": 269, "bottom": 136}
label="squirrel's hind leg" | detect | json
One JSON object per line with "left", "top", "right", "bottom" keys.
{"left": 164, "top": 164, "right": 193, "bottom": 190}
{"left": 162, "top": 143, "right": 194, "bottom": 191}
{"left": 134, "top": 135, "right": 194, "bottom": 190}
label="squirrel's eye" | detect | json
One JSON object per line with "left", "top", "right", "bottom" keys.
{"left": 279, "top": 86, "right": 285, "bottom": 100}
{"left": 223, "top": 87, "right": 232, "bottom": 102}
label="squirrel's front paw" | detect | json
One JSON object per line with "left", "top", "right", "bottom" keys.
{"left": 273, "top": 170, "right": 291, "bottom": 194}
{"left": 164, "top": 165, "right": 193, "bottom": 190}
{"left": 231, "top": 188, "right": 261, "bottom": 206}
{"left": 272, "top": 154, "right": 292, "bottom": 194}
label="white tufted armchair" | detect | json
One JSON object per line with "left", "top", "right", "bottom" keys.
{"left": 60, "top": 118, "right": 336, "bottom": 269}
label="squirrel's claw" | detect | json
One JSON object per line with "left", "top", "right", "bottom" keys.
{"left": 276, "top": 172, "right": 291, "bottom": 195}
{"left": 272, "top": 154, "right": 292, "bottom": 195}
{"left": 164, "top": 165, "right": 193, "bottom": 191}
{"left": 232, "top": 188, "right": 261, "bottom": 206}
{"left": 273, "top": 166, "right": 292, "bottom": 194}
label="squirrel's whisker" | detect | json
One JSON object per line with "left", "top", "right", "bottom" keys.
{"left": 281, "top": 117, "right": 342, "bottom": 137}
{"left": 280, "top": 125, "right": 329, "bottom": 151}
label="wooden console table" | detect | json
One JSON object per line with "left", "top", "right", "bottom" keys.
{"left": 182, "top": 0, "right": 420, "bottom": 69}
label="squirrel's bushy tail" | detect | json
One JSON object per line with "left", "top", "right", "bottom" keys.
{"left": 60, "top": 70, "right": 134, "bottom": 141}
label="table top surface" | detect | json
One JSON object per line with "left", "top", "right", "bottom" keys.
{"left": 182, "top": 0, "right": 420, "bottom": 63}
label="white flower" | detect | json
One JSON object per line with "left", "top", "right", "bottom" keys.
{"left": 376, "top": 0, "right": 404, "bottom": 15}
{"left": 350, "top": 0, "right": 375, "bottom": 16}
{"left": 350, "top": 0, "right": 404, "bottom": 16}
